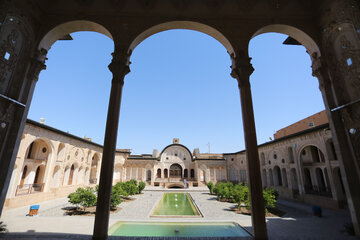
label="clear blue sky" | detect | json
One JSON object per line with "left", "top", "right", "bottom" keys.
{"left": 29, "top": 30, "right": 325, "bottom": 154}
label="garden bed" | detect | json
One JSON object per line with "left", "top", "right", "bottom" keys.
{"left": 231, "top": 206, "right": 285, "bottom": 217}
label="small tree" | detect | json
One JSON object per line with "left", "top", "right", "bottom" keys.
{"left": 113, "top": 182, "right": 129, "bottom": 197}
{"left": 207, "top": 181, "right": 214, "bottom": 194}
{"left": 138, "top": 181, "right": 146, "bottom": 194}
{"left": 123, "top": 180, "right": 138, "bottom": 195}
{"left": 263, "top": 188, "right": 277, "bottom": 212}
{"left": 110, "top": 186, "right": 122, "bottom": 210}
{"left": 68, "top": 187, "right": 97, "bottom": 211}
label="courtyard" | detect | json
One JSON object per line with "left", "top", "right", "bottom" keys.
{"left": 0, "top": 188, "right": 355, "bottom": 239}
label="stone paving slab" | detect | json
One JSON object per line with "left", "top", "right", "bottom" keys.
{"left": 0, "top": 190, "right": 357, "bottom": 240}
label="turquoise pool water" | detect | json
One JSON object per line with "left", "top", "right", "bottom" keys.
{"left": 152, "top": 192, "right": 200, "bottom": 216}
{"left": 109, "top": 222, "right": 251, "bottom": 237}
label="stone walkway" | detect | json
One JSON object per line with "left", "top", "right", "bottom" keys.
{"left": 0, "top": 190, "right": 357, "bottom": 239}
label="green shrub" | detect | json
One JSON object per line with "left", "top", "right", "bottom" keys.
{"left": 123, "top": 180, "right": 138, "bottom": 195}
{"left": 233, "top": 184, "right": 249, "bottom": 206}
{"left": 68, "top": 187, "right": 97, "bottom": 211}
{"left": 211, "top": 182, "right": 277, "bottom": 214}
{"left": 138, "top": 181, "right": 146, "bottom": 193}
{"left": 264, "top": 187, "right": 279, "bottom": 200}
{"left": 207, "top": 181, "right": 214, "bottom": 194}
{"left": 263, "top": 188, "right": 276, "bottom": 211}
{"left": 110, "top": 186, "right": 122, "bottom": 209}
{"left": 129, "top": 179, "right": 138, "bottom": 187}
{"left": 113, "top": 182, "right": 129, "bottom": 197}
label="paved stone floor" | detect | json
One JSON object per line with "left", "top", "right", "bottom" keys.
{"left": 0, "top": 189, "right": 357, "bottom": 239}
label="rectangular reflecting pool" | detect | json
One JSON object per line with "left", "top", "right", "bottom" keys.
{"left": 109, "top": 222, "right": 252, "bottom": 238}
{"left": 152, "top": 192, "right": 201, "bottom": 217}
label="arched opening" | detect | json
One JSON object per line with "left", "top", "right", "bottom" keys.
{"left": 33, "top": 166, "right": 41, "bottom": 184}
{"left": 84, "top": 167, "right": 90, "bottom": 183}
{"left": 38, "top": 20, "right": 113, "bottom": 52}
{"left": 315, "top": 168, "right": 326, "bottom": 192}
{"left": 190, "top": 169, "right": 195, "bottom": 179}
{"left": 147, "top": 170, "right": 151, "bottom": 181}
{"left": 262, "top": 169, "right": 267, "bottom": 188}
{"left": 290, "top": 168, "right": 299, "bottom": 193}
{"left": 129, "top": 21, "right": 234, "bottom": 57}
{"left": 260, "top": 153, "right": 265, "bottom": 166}
{"left": 301, "top": 145, "right": 325, "bottom": 163}
{"left": 169, "top": 164, "right": 182, "bottom": 178}
{"left": 281, "top": 168, "right": 288, "bottom": 187}
{"left": 304, "top": 168, "right": 313, "bottom": 192}
{"left": 90, "top": 153, "right": 100, "bottom": 184}
{"left": 199, "top": 170, "right": 205, "bottom": 182}
{"left": 25, "top": 139, "right": 52, "bottom": 161}
{"left": 164, "top": 169, "right": 168, "bottom": 178}
{"left": 269, "top": 169, "right": 274, "bottom": 186}
{"left": 20, "top": 166, "right": 28, "bottom": 187}
{"left": 51, "top": 166, "right": 61, "bottom": 188}
{"left": 57, "top": 143, "right": 65, "bottom": 162}
{"left": 288, "top": 147, "right": 294, "bottom": 163}
{"left": 156, "top": 168, "right": 161, "bottom": 179}
{"left": 184, "top": 169, "right": 188, "bottom": 178}
{"left": 273, "top": 166, "right": 282, "bottom": 186}
{"left": 68, "top": 165, "right": 75, "bottom": 185}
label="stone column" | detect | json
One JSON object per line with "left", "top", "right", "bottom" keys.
{"left": 0, "top": 12, "right": 47, "bottom": 214}
{"left": 312, "top": 51, "right": 360, "bottom": 234}
{"left": 93, "top": 49, "right": 130, "bottom": 240}
{"left": 231, "top": 51, "right": 268, "bottom": 239}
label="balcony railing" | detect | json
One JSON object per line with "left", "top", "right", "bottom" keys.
{"left": 15, "top": 183, "right": 44, "bottom": 196}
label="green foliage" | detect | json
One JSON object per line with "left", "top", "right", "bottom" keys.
{"left": 68, "top": 187, "right": 97, "bottom": 210}
{"left": 123, "top": 180, "right": 139, "bottom": 195}
{"left": 138, "top": 181, "right": 146, "bottom": 193}
{"left": 207, "top": 181, "right": 214, "bottom": 194}
{"left": 264, "top": 187, "right": 279, "bottom": 200}
{"left": 129, "top": 179, "right": 138, "bottom": 187}
{"left": 0, "top": 221, "right": 7, "bottom": 232}
{"left": 211, "top": 182, "right": 278, "bottom": 214}
{"left": 263, "top": 188, "right": 277, "bottom": 210}
{"left": 113, "top": 182, "right": 129, "bottom": 197}
{"left": 232, "top": 184, "right": 249, "bottom": 205}
{"left": 110, "top": 185, "right": 122, "bottom": 209}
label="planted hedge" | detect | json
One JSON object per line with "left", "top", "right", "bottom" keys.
{"left": 68, "top": 180, "right": 146, "bottom": 211}
{"left": 207, "top": 181, "right": 278, "bottom": 213}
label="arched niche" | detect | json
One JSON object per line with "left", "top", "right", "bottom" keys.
{"left": 129, "top": 21, "right": 235, "bottom": 57}
{"left": 38, "top": 20, "right": 113, "bottom": 51}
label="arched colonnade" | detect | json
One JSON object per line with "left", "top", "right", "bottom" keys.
{"left": 1, "top": 1, "right": 360, "bottom": 238}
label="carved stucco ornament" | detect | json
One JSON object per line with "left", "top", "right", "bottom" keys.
{"left": 230, "top": 52, "right": 254, "bottom": 88}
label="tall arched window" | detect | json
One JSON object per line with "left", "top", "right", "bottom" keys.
{"left": 68, "top": 165, "right": 75, "bottom": 185}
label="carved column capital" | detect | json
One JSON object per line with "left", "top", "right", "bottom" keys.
{"left": 230, "top": 51, "right": 254, "bottom": 88}
{"left": 108, "top": 49, "right": 131, "bottom": 85}
{"left": 27, "top": 48, "right": 47, "bottom": 82}
{"left": 311, "top": 52, "right": 327, "bottom": 92}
